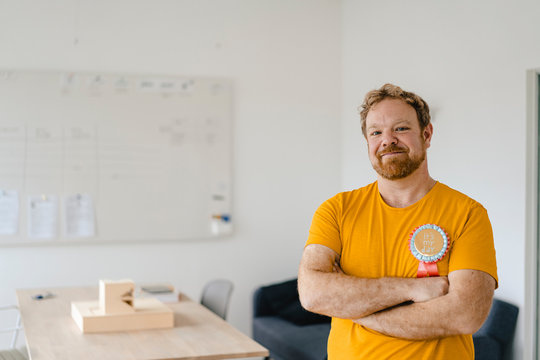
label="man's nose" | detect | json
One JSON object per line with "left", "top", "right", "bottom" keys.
{"left": 381, "top": 131, "right": 398, "bottom": 147}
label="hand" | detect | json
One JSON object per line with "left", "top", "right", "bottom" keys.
{"left": 410, "top": 276, "right": 449, "bottom": 303}
{"left": 333, "top": 261, "right": 344, "bottom": 274}
{"left": 355, "top": 277, "right": 448, "bottom": 331}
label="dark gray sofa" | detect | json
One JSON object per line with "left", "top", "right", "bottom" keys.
{"left": 252, "top": 279, "right": 518, "bottom": 360}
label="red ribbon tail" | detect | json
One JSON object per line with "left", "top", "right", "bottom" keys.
{"left": 417, "top": 262, "right": 428, "bottom": 278}
{"left": 417, "top": 262, "right": 439, "bottom": 278}
{"left": 425, "top": 262, "right": 439, "bottom": 277}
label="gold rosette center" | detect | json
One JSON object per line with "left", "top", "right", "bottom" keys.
{"left": 413, "top": 229, "right": 445, "bottom": 257}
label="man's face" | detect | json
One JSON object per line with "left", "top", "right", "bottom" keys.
{"left": 365, "top": 98, "right": 432, "bottom": 180}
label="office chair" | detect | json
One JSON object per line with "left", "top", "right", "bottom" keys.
{"left": 0, "top": 305, "right": 27, "bottom": 360}
{"left": 200, "top": 279, "right": 234, "bottom": 320}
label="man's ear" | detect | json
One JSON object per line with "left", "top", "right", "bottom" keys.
{"left": 423, "top": 123, "right": 433, "bottom": 148}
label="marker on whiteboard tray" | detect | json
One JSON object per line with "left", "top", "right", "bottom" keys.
{"left": 212, "top": 214, "right": 231, "bottom": 222}
{"left": 32, "top": 291, "right": 55, "bottom": 300}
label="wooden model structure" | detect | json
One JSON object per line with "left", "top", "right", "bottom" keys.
{"left": 71, "top": 279, "right": 174, "bottom": 333}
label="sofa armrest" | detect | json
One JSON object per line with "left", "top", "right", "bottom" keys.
{"left": 253, "top": 287, "right": 275, "bottom": 318}
{"left": 475, "top": 298, "right": 519, "bottom": 346}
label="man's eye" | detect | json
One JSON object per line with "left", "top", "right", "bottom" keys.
{"left": 396, "top": 127, "right": 409, "bottom": 131}
{"left": 370, "top": 131, "right": 381, "bottom": 136}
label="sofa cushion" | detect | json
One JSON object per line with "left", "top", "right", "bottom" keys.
{"left": 473, "top": 334, "right": 502, "bottom": 360}
{"left": 253, "top": 316, "right": 330, "bottom": 360}
{"left": 260, "top": 279, "right": 330, "bottom": 325}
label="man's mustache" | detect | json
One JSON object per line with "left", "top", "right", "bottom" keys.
{"left": 377, "top": 144, "right": 408, "bottom": 157}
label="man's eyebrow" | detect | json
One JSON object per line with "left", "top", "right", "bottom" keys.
{"left": 367, "top": 119, "right": 412, "bottom": 130}
{"left": 395, "top": 120, "right": 414, "bottom": 127}
{"left": 394, "top": 119, "right": 413, "bottom": 124}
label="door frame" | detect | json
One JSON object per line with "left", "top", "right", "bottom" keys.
{"left": 525, "top": 69, "right": 540, "bottom": 360}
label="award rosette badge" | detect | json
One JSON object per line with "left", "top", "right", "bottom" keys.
{"left": 408, "top": 224, "right": 450, "bottom": 278}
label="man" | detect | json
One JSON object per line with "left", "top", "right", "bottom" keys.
{"left": 298, "top": 83, "right": 498, "bottom": 359}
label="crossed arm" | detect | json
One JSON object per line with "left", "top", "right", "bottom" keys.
{"left": 297, "top": 244, "right": 496, "bottom": 340}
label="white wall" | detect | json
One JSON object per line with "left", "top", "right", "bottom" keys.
{"left": 0, "top": 0, "right": 342, "bottom": 343}
{"left": 342, "top": 1, "right": 540, "bottom": 358}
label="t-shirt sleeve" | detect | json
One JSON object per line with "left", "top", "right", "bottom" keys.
{"left": 449, "top": 204, "right": 498, "bottom": 287}
{"left": 305, "top": 195, "right": 342, "bottom": 255}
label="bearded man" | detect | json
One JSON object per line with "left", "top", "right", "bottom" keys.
{"left": 298, "top": 83, "right": 498, "bottom": 360}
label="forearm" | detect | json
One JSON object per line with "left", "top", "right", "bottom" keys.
{"left": 356, "top": 294, "right": 464, "bottom": 339}
{"left": 299, "top": 268, "right": 421, "bottom": 319}
{"left": 298, "top": 245, "right": 447, "bottom": 319}
{"left": 356, "top": 270, "right": 495, "bottom": 340}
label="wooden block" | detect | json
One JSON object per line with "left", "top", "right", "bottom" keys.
{"left": 71, "top": 297, "right": 174, "bottom": 333}
{"left": 99, "top": 279, "right": 135, "bottom": 314}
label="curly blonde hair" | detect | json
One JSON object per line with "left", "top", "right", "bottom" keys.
{"left": 359, "top": 83, "right": 431, "bottom": 137}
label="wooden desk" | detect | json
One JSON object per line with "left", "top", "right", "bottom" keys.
{"left": 16, "top": 287, "right": 268, "bottom": 360}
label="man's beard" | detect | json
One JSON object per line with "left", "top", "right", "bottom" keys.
{"left": 372, "top": 143, "right": 426, "bottom": 180}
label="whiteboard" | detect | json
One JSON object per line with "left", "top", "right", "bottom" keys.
{"left": 0, "top": 70, "right": 232, "bottom": 244}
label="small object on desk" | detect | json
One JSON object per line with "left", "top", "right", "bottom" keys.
{"left": 141, "top": 284, "right": 174, "bottom": 294}
{"left": 141, "top": 284, "right": 177, "bottom": 303}
{"left": 32, "top": 291, "right": 55, "bottom": 300}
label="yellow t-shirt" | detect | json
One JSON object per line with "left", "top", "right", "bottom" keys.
{"left": 306, "top": 181, "right": 498, "bottom": 360}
